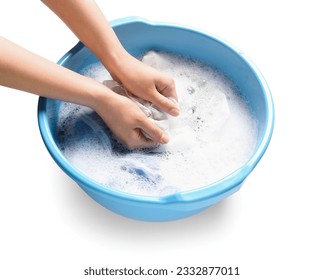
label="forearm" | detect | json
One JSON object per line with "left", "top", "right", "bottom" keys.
{"left": 41, "top": 0, "right": 179, "bottom": 117}
{"left": 41, "top": 0, "right": 126, "bottom": 73}
{"left": 0, "top": 36, "right": 110, "bottom": 109}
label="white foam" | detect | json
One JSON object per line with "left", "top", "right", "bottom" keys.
{"left": 58, "top": 51, "right": 258, "bottom": 196}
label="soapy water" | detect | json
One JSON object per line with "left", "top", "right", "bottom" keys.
{"left": 56, "top": 51, "right": 258, "bottom": 196}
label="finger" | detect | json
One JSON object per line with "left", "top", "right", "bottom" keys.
{"left": 150, "top": 89, "right": 180, "bottom": 116}
{"left": 121, "top": 135, "right": 152, "bottom": 150}
{"left": 135, "top": 129, "right": 161, "bottom": 149}
{"left": 153, "top": 76, "right": 180, "bottom": 116}
{"left": 138, "top": 119, "right": 169, "bottom": 144}
{"left": 156, "top": 75, "right": 177, "bottom": 100}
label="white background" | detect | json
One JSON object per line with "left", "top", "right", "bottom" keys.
{"left": 1, "top": 0, "right": 323, "bottom": 279}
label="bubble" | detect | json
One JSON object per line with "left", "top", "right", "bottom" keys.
{"left": 188, "top": 106, "right": 197, "bottom": 115}
{"left": 187, "top": 86, "right": 195, "bottom": 94}
{"left": 57, "top": 51, "right": 257, "bottom": 196}
{"left": 198, "top": 79, "right": 207, "bottom": 87}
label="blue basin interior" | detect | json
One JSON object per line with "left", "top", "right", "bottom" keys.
{"left": 38, "top": 17, "right": 274, "bottom": 221}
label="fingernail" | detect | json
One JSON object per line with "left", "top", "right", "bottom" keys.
{"left": 170, "top": 107, "right": 180, "bottom": 116}
{"left": 160, "top": 134, "right": 169, "bottom": 144}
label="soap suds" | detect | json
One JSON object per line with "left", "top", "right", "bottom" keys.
{"left": 56, "top": 51, "right": 257, "bottom": 196}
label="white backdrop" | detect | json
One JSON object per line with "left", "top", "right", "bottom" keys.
{"left": 1, "top": 1, "right": 323, "bottom": 279}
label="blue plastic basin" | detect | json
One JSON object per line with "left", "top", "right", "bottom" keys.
{"left": 38, "top": 17, "right": 274, "bottom": 221}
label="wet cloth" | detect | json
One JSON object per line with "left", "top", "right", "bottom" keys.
{"left": 57, "top": 51, "right": 255, "bottom": 196}
{"left": 103, "top": 80, "right": 172, "bottom": 140}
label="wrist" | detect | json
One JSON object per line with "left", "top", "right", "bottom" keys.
{"left": 100, "top": 46, "right": 132, "bottom": 83}
{"left": 85, "top": 80, "right": 114, "bottom": 112}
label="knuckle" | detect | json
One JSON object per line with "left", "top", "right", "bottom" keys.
{"left": 168, "top": 77, "right": 176, "bottom": 89}
{"left": 164, "top": 76, "right": 176, "bottom": 92}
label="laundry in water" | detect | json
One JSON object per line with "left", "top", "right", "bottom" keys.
{"left": 56, "top": 51, "right": 257, "bottom": 196}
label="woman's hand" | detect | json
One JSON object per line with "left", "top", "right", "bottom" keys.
{"left": 105, "top": 51, "right": 180, "bottom": 117}
{"left": 41, "top": 0, "right": 180, "bottom": 147}
{"left": 42, "top": 0, "right": 179, "bottom": 117}
{"left": 0, "top": 37, "right": 168, "bottom": 150}
{"left": 93, "top": 89, "right": 170, "bottom": 149}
